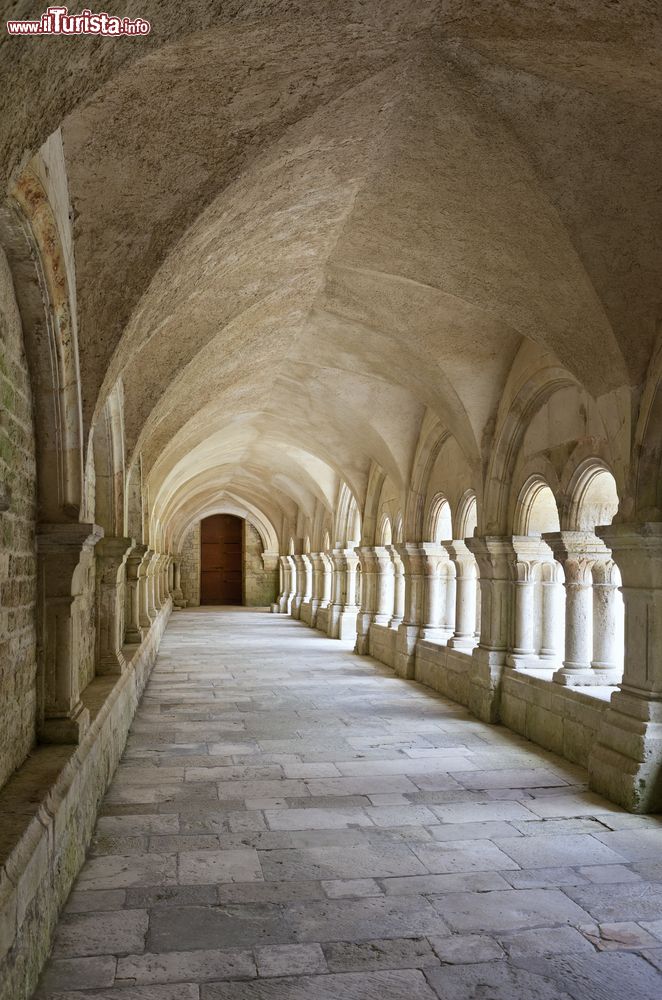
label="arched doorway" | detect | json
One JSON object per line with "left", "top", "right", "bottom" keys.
{"left": 200, "top": 514, "right": 243, "bottom": 605}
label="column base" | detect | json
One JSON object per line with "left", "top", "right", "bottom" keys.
{"left": 554, "top": 666, "right": 621, "bottom": 686}
{"left": 506, "top": 652, "right": 557, "bottom": 671}
{"left": 38, "top": 702, "right": 90, "bottom": 745}
{"left": 589, "top": 691, "right": 662, "bottom": 812}
{"left": 97, "top": 650, "right": 128, "bottom": 676}
{"left": 125, "top": 625, "right": 146, "bottom": 644}
{"left": 448, "top": 633, "right": 478, "bottom": 652}
{"left": 419, "top": 626, "right": 451, "bottom": 643}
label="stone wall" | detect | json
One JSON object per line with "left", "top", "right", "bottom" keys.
{"left": 0, "top": 247, "right": 37, "bottom": 789}
{"left": 244, "top": 521, "right": 277, "bottom": 607}
{"left": 0, "top": 602, "right": 171, "bottom": 1000}
{"left": 180, "top": 522, "right": 200, "bottom": 606}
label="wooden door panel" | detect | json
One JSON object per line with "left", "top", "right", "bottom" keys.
{"left": 200, "top": 514, "right": 243, "bottom": 604}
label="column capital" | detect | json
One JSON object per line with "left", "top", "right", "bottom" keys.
{"left": 37, "top": 521, "right": 103, "bottom": 555}
{"left": 466, "top": 535, "right": 516, "bottom": 579}
{"left": 596, "top": 522, "right": 662, "bottom": 585}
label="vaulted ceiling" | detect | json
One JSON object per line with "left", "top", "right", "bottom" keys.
{"left": 2, "top": 0, "right": 660, "bottom": 543}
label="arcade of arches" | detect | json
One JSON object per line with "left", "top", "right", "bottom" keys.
{"left": 1, "top": 2, "right": 662, "bottom": 997}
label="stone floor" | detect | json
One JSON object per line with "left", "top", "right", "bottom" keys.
{"left": 35, "top": 609, "right": 662, "bottom": 1000}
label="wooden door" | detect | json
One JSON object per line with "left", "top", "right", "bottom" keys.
{"left": 200, "top": 514, "right": 243, "bottom": 605}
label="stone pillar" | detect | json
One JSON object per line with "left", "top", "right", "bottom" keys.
{"left": 36, "top": 523, "right": 103, "bottom": 744}
{"left": 274, "top": 555, "right": 292, "bottom": 613}
{"left": 319, "top": 553, "right": 333, "bottom": 609}
{"left": 306, "top": 553, "right": 323, "bottom": 626}
{"left": 125, "top": 544, "right": 146, "bottom": 643}
{"left": 388, "top": 545, "right": 405, "bottom": 627}
{"left": 591, "top": 557, "right": 624, "bottom": 683}
{"left": 466, "top": 536, "right": 515, "bottom": 723}
{"left": 395, "top": 543, "right": 425, "bottom": 678}
{"left": 96, "top": 536, "right": 134, "bottom": 675}
{"left": 298, "top": 554, "right": 314, "bottom": 624}
{"left": 444, "top": 540, "right": 478, "bottom": 651}
{"left": 145, "top": 549, "right": 159, "bottom": 619}
{"left": 291, "top": 554, "right": 306, "bottom": 619}
{"left": 419, "top": 543, "right": 453, "bottom": 642}
{"left": 171, "top": 557, "right": 187, "bottom": 608}
{"left": 137, "top": 546, "right": 154, "bottom": 631}
{"left": 589, "top": 523, "right": 662, "bottom": 812}
{"left": 159, "top": 554, "right": 171, "bottom": 604}
{"left": 539, "top": 559, "right": 565, "bottom": 664}
{"left": 327, "top": 549, "right": 360, "bottom": 640}
{"left": 355, "top": 546, "right": 394, "bottom": 654}
{"left": 544, "top": 532, "right": 607, "bottom": 686}
{"left": 506, "top": 537, "right": 556, "bottom": 670}
{"left": 355, "top": 547, "right": 378, "bottom": 655}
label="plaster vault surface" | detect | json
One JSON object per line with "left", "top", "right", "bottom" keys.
{"left": 35, "top": 610, "right": 662, "bottom": 1000}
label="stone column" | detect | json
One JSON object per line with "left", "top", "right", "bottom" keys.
{"left": 36, "top": 523, "right": 103, "bottom": 744}
{"left": 137, "top": 546, "right": 154, "bottom": 631}
{"left": 355, "top": 546, "right": 394, "bottom": 654}
{"left": 274, "top": 556, "right": 291, "bottom": 613}
{"left": 96, "top": 536, "right": 134, "bottom": 675}
{"left": 395, "top": 543, "right": 425, "bottom": 678}
{"left": 145, "top": 549, "right": 159, "bottom": 619}
{"left": 298, "top": 554, "right": 315, "bottom": 624}
{"left": 327, "top": 549, "right": 360, "bottom": 640}
{"left": 544, "top": 531, "right": 606, "bottom": 686}
{"left": 444, "top": 540, "right": 478, "bottom": 651}
{"left": 466, "top": 536, "right": 516, "bottom": 723}
{"left": 419, "top": 543, "right": 452, "bottom": 642}
{"left": 539, "top": 559, "right": 565, "bottom": 665}
{"left": 306, "top": 553, "right": 323, "bottom": 626}
{"left": 125, "top": 544, "right": 146, "bottom": 643}
{"left": 319, "top": 553, "right": 333, "bottom": 609}
{"left": 291, "top": 554, "right": 306, "bottom": 619}
{"left": 506, "top": 536, "right": 553, "bottom": 670}
{"left": 590, "top": 557, "right": 624, "bottom": 683}
{"left": 160, "top": 554, "right": 172, "bottom": 604}
{"left": 171, "top": 557, "right": 186, "bottom": 608}
{"left": 355, "top": 547, "right": 378, "bottom": 654}
{"left": 388, "top": 545, "right": 405, "bottom": 627}
{"left": 589, "top": 523, "right": 662, "bottom": 812}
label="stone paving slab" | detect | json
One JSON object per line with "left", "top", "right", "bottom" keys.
{"left": 34, "top": 611, "right": 662, "bottom": 999}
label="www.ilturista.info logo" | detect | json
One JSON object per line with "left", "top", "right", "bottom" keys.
{"left": 6, "top": 6, "right": 151, "bottom": 35}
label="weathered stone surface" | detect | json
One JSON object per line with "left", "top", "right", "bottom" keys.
{"left": 323, "top": 937, "right": 439, "bottom": 972}
{"left": 255, "top": 944, "right": 327, "bottom": 977}
{"left": 24, "top": 608, "right": 662, "bottom": 1000}
{"left": 202, "top": 969, "right": 439, "bottom": 999}
{"left": 116, "top": 948, "right": 256, "bottom": 984}
{"left": 52, "top": 910, "right": 148, "bottom": 957}
{"left": 425, "top": 963, "right": 574, "bottom": 1000}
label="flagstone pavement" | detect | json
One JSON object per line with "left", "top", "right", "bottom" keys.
{"left": 35, "top": 609, "right": 662, "bottom": 999}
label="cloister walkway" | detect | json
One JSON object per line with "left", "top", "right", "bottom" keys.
{"left": 36, "top": 610, "right": 662, "bottom": 999}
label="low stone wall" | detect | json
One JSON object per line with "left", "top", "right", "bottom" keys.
{"left": 367, "top": 628, "right": 613, "bottom": 775}
{"left": 414, "top": 639, "right": 474, "bottom": 707}
{"left": 501, "top": 671, "right": 610, "bottom": 766}
{"left": 368, "top": 623, "right": 397, "bottom": 669}
{"left": 0, "top": 600, "right": 171, "bottom": 1000}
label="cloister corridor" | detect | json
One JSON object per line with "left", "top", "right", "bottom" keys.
{"left": 35, "top": 608, "right": 662, "bottom": 1000}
